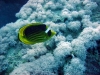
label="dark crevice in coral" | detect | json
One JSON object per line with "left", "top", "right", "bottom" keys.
{"left": 64, "top": 18, "right": 68, "bottom": 23}
{"left": 96, "top": 40, "right": 100, "bottom": 53}
{"left": 0, "top": 70, "right": 7, "bottom": 75}
{"left": 57, "top": 66, "right": 64, "bottom": 75}
{"left": 65, "top": 55, "right": 73, "bottom": 63}
{"left": 85, "top": 39, "right": 100, "bottom": 75}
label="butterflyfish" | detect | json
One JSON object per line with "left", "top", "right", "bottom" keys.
{"left": 18, "top": 23, "right": 56, "bottom": 45}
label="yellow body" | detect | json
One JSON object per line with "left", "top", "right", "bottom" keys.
{"left": 18, "top": 23, "right": 56, "bottom": 45}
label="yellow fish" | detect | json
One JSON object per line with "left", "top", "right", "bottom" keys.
{"left": 18, "top": 23, "right": 56, "bottom": 45}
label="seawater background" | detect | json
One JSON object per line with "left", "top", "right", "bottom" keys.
{"left": 0, "top": 0, "right": 100, "bottom": 75}
{"left": 0, "top": 0, "right": 28, "bottom": 28}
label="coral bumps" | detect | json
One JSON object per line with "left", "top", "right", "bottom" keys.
{"left": 0, "top": 0, "right": 100, "bottom": 75}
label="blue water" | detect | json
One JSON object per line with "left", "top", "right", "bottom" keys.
{"left": 0, "top": 0, "right": 28, "bottom": 28}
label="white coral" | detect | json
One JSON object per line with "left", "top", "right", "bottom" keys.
{"left": 0, "top": 0, "right": 100, "bottom": 75}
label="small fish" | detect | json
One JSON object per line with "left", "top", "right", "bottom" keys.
{"left": 18, "top": 23, "right": 56, "bottom": 45}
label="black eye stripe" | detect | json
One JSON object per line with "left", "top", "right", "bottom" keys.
{"left": 47, "top": 30, "right": 51, "bottom": 36}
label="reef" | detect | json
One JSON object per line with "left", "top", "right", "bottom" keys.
{"left": 0, "top": 0, "right": 100, "bottom": 75}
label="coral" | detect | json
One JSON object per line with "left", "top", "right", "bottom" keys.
{"left": 64, "top": 58, "right": 85, "bottom": 75}
{"left": 0, "top": 0, "right": 100, "bottom": 75}
{"left": 10, "top": 53, "right": 58, "bottom": 75}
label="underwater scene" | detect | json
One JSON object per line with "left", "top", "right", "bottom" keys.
{"left": 0, "top": 0, "right": 100, "bottom": 75}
